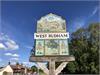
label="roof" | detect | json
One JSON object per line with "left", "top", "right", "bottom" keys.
{"left": 0, "top": 67, "right": 5, "bottom": 72}
{"left": 0, "top": 65, "right": 13, "bottom": 72}
{"left": 10, "top": 65, "right": 25, "bottom": 69}
{"left": 10, "top": 64, "right": 26, "bottom": 73}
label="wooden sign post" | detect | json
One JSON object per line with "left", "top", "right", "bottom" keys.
{"left": 30, "top": 56, "right": 75, "bottom": 75}
{"left": 29, "top": 13, "right": 75, "bottom": 75}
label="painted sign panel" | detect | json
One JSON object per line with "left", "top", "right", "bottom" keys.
{"left": 34, "top": 33, "right": 69, "bottom": 39}
{"left": 45, "top": 40, "right": 59, "bottom": 55}
{"left": 35, "top": 13, "right": 69, "bottom": 56}
{"left": 59, "top": 40, "right": 69, "bottom": 55}
{"left": 35, "top": 40, "right": 44, "bottom": 56}
{"left": 35, "top": 40, "right": 69, "bottom": 56}
{"left": 37, "top": 13, "right": 66, "bottom": 32}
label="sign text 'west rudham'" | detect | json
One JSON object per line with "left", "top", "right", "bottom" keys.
{"left": 34, "top": 33, "right": 69, "bottom": 39}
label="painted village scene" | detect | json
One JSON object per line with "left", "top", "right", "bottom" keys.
{"left": 0, "top": 1, "right": 99, "bottom": 75}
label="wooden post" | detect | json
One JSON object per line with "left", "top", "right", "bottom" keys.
{"left": 49, "top": 59, "right": 55, "bottom": 75}
{"left": 55, "top": 62, "right": 68, "bottom": 75}
{"left": 37, "top": 62, "right": 49, "bottom": 75}
{"left": 29, "top": 56, "right": 75, "bottom": 75}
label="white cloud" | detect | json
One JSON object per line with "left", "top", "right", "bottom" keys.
{"left": 4, "top": 53, "right": 19, "bottom": 57}
{"left": 13, "top": 54, "right": 19, "bottom": 57}
{"left": 71, "top": 18, "right": 85, "bottom": 31}
{"left": 5, "top": 53, "right": 12, "bottom": 56}
{"left": 10, "top": 62, "right": 16, "bottom": 65}
{"left": 0, "top": 33, "right": 19, "bottom": 50}
{"left": 23, "top": 61, "right": 36, "bottom": 67}
{"left": 90, "top": 6, "right": 99, "bottom": 17}
{"left": 70, "top": 6, "right": 99, "bottom": 32}
{"left": 5, "top": 39, "right": 19, "bottom": 50}
{"left": 10, "top": 58, "right": 19, "bottom": 61}
{"left": 23, "top": 62, "right": 29, "bottom": 65}
{"left": 70, "top": 6, "right": 99, "bottom": 33}
{"left": 0, "top": 43, "right": 6, "bottom": 50}
{"left": 92, "top": 7, "right": 97, "bottom": 16}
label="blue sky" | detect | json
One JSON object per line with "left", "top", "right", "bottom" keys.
{"left": 0, "top": 1, "right": 99, "bottom": 67}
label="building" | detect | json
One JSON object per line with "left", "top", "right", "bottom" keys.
{"left": 0, "top": 62, "right": 28, "bottom": 75}
{"left": 0, "top": 65, "right": 13, "bottom": 75}
{"left": 10, "top": 63, "right": 27, "bottom": 75}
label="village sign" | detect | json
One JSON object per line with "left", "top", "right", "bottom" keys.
{"left": 29, "top": 13, "right": 75, "bottom": 75}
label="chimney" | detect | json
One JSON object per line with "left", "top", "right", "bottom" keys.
{"left": 8, "top": 62, "right": 11, "bottom": 65}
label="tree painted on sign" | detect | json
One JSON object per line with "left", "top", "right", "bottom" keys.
{"left": 46, "top": 40, "right": 59, "bottom": 49}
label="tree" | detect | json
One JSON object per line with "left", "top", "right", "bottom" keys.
{"left": 62, "top": 23, "right": 99, "bottom": 74}
{"left": 31, "top": 65, "right": 38, "bottom": 73}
